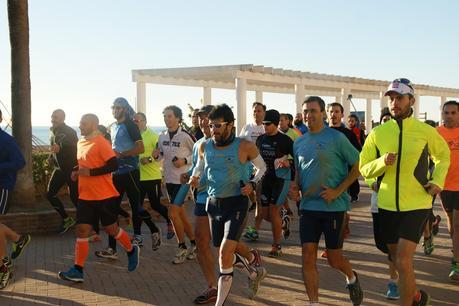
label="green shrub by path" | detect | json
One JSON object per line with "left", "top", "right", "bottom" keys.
{"left": 32, "top": 150, "right": 53, "bottom": 198}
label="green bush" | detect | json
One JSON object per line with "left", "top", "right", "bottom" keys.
{"left": 32, "top": 151, "right": 53, "bottom": 195}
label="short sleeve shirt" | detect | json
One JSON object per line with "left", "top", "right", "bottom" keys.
{"left": 437, "top": 126, "right": 459, "bottom": 191}
{"left": 77, "top": 134, "right": 119, "bottom": 201}
{"left": 110, "top": 119, "right": 142, "bottom": 175}
{"left": 294, "top": 127, "right": 359, "bottom": 212}
{"left": 139, "top": 129, "right": 161, "bottom": 181}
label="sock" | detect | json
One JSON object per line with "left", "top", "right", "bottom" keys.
{"left": 216, "top": 268, "right": 233, "bottom": 306}
{"left": 389, "top": 276, "right": 399, "bottom": 283}
{"left": 179, "top": 242, "right": 187, "bottom": 249}
{"left": 346, "top": 273, "right": 356, "bottom": 285}
{"left": 413, "top": 290, "right": 421, "bottom": 302}
{"left": 114, "top": 228, "right": 132, "bottom": 252}
{"left": 74, "top": 238, "right": 89, "bottom": 268}
{"left": 190, "top": 239, "right": 196, "bottom": 246}
{"left": 233, "top": 253, "right": 257, "bottom": 280}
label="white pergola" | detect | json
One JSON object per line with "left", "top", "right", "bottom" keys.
{"left": 132, "top": 64, "right": 459, "bottom": 133}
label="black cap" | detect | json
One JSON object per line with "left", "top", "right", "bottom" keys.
{"left": 196, "top": 105, "right": 215, "bottom": 115}
{"left": 263, "top": 109, "right": 280, "bottom": 126}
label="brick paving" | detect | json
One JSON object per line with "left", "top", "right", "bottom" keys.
{"left": 1, "top": 184, "right": 458, "bottom": 305}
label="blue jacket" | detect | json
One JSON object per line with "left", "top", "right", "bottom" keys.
{"left": 0, "top": 129, "right": 26, "bottom": 190}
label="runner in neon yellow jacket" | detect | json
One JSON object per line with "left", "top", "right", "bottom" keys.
{"left": 360, "top": 115, "right": 450, "bottom": 212}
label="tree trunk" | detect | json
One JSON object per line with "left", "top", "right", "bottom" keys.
{"left": 8, "top": 0, "right": 35, "bottom": 209}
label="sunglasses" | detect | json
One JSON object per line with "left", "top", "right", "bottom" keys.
{"left": 209, "top": 122, "right": 229, "bottom": 129}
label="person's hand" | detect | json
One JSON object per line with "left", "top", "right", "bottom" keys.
{"left": 423, "top": 182, "right": 442, "bottom": 196}
{"left": 71, "top": 171, "right": 78, "bottom": 182}
{"left": 320, "top": 185, "right": 340, "bottom": 203}
{"left": 152, "top": 148, "right": 160, "bottom": 159}
{"left": 240, "top": 183, "right": 254, "bottom": 196}
{"left": 384, "top": 152, "right": 397, "bottom": 166}
{"left": 78, "top": 167, "right": 90, "bottom": 177}
{"left": 180, "top": 173, "right": 190, "bottom": 184}
{"left": 50, "top": 144, "right": 60, "bottom": 153}
{"left": 140, "top": 157, "right": 150, "bottom": 165}
{"left": 173, "top": 157, "right": 186, "bottom": 168}
{"left": 288, "top": 183, "right": 300, "bottom": 201}
{"left": 188, "top": 176, "right": 200, "bottom": 188}
{"left": 371, "top": 182, "right": 378, "bottom": 192}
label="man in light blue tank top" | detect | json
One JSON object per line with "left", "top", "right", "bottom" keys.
{"left": 190, "top": 104, "right": 268, "bottom": 305}
{"left": 289, "top": 96, "right": 363, "bottom": 305}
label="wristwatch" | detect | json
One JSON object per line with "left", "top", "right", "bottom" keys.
{"left": 148, "top": 157, "right": 153, "bottom": 163}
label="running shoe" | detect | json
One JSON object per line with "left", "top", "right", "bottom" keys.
{"left": 193, "top": 287, "right": 218, "bottom": 304}
{"left": 59, "top": 217, "right": 76, "bottom": 234}
{"left": 243, "top": 226, "right": 259, "bottom": 241}
{"left": 321, "top": 249, "right": 328, "bottom": 259}
{"left": 127, "top": 244, "right": 140, "bottom": 272}
{"left": 386, "top": 281, "right": 400, "bottom": 300}
{"left": 346, "top": 270, "right": 363, "bottom": 305}
{"left": 2, "top": 257, "right": 13, "bottom": 274}
{"left": 11, "top": 234, "right": 31, "bottom": 260}
{"left": 0, "top": 263, "right": 11, "bottom": 289}
{"left": 282, "top": 213, "right": 291, "bottom": 240}
{"left": 432, "top": 215, "right": 441, "bottom": 236}
{"left": 151, "top": 230, "right": 161, "bottom": 251}
{"left": 187, "top": 244, "right": 197, "bottom": 260}
{"left": 132, "top": 235, "right": 144, "bottom": 247}
{"left": 423, "top": 236, "right": 434, "bottom": 255}
{"left": 412, "top": 289, "right": 430, "bottom": 306}
{"left": 247, "top": 267, "right": 267, "bottom": 299}
{"left": 58, "top": 267, "right": 84, "bottom": 283}
{"left": 172, "top": 247, "right": 188, "bottom": 264}
{"left": 95, "top": 247, "right": 118, "bottom": 260}
{"left": 268, "top": 244, "right": 282, "bottom": 258}
{"left": 450, "top": 260, "right": 459, "bottom": 281}
{"left": 249, "top": 249, "right": 262, "bottom": 267}
{"left": 350, "top": 196, "right": 359, "bottom": 203}
{"left": 166, "top": 223, "right": 175, "bottom": 240}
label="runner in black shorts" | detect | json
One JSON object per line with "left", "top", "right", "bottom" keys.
{"left": 256, "top": 109, "right": 294, "bottom": 258}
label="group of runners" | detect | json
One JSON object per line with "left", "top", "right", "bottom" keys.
{"left": 0, "top": 77, "right": 458, "bottom": 306}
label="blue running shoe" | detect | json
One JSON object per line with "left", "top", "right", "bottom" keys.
{"left": 386, "top": 281, "right": 400, "bottom": 300}
{"left": 127, "top": 244, "right": 140, "bottom": 272}
{"left": 58, "top": 267, "right": 84, "bottom": 283}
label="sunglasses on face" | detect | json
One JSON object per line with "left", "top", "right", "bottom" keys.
{"left": 209, "top": 122, "right": 228, "bottom": 129}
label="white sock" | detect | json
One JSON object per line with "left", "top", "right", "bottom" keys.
{"left": 346, "top": 274, "right": 356, "bottom": 284}
{"left": 216, "top": 268, "right": 233, "bottom": 306}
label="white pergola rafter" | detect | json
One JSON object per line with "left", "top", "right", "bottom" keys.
{"left": 132, "top": 64, "right": 459, "bottom": 133}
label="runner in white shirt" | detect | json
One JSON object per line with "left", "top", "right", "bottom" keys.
{"left": 240, "top": 102, "right": 267, "bottom": 241}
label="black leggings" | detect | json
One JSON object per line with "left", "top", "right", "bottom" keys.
{"left": 108, "top": 170, "right": 158, "bottom": 251}
{"left": 47, "top": 169, "right": 78, "bottom": 219}
{"left": 139, "top": 179, "right": 170, "bottom": 224}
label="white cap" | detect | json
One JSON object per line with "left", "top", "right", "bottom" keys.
{"left": 384, "top": 79, "right": 414, "bottom": 96}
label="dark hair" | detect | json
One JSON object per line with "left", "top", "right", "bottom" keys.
{"left": 136, "top": 112, "right": 147, "bottom": 121}
{"left": 443, "top": 100, "right": 459, "bottom": 111}
{"left": 209, "top": 104, "right": 235, "bottom": 123}
{"left": 348, "top": 114, "right": 359, "bottom": 121}
{"left": 379, "top": 107, "right": 392, "bottom": 123}
{"left": 327, "top": 102, "right": 344, "bottom": 113}
{"left": 279, "top": 113, "right": 288, "bottom": 120}
{"left": 303, "top": 96, "right": 325, "bottom": 112}
{"left": 163, "top": 105, "right": 183, "bottom": 122}
{"left": 425, "top": 120, "right": 436, "bottom": 127}
{"left": 252, "top": 102, "right": 266, "bottom": 111}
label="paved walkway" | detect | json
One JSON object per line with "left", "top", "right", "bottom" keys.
{"left": 1, "top": 184, "right": 458, "bottom": 305}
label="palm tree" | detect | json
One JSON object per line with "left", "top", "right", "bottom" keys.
{"left": 7, "top": 0, "right": 35, "bottom": 209}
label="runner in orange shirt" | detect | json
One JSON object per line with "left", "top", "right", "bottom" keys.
{"left": 437, "top": 100, "right": 459, "bottom": 280}
{"left": 58, "top": 114, "right": 140, "bottom": 283}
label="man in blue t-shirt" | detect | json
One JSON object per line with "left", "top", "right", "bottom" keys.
{"left": 289, "top": 96, "right": 363, "bottom": 305}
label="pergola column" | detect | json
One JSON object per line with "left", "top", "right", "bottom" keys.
{"left": 203, "top": 87, "right": 212, "bottom": 105}
{"left": 236, "top": 78, "right": 247, "bottom": 133}
{"left": 295, "top": 84, "right": 305, "bottom": 115}
{"left": 366, "top": 98, "right": 373, "bottom": 132}
{"left": 413, "top": 94, "right": 420, "bottom": 119}
{"left": 440, "top": 96, "right": 447, "bottom": 121}
{"left": 342, "top": 89, "right": 351, "bottom": 119}
{"left": 136, "top": 82, "right": 146, "bottom": 113}
{"left": 379, "top": 92, "right": 387, "bottom": 110}
{"left": 255, "top": 91, "right": 263, "bottom": 103}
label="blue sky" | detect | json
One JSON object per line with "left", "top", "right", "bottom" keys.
{"left": 1, "top": 0, "right": 458, "bottom": 128}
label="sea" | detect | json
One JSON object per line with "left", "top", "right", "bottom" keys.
{"left": 2, "top": 126, "right": 166, "bottom": 145}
